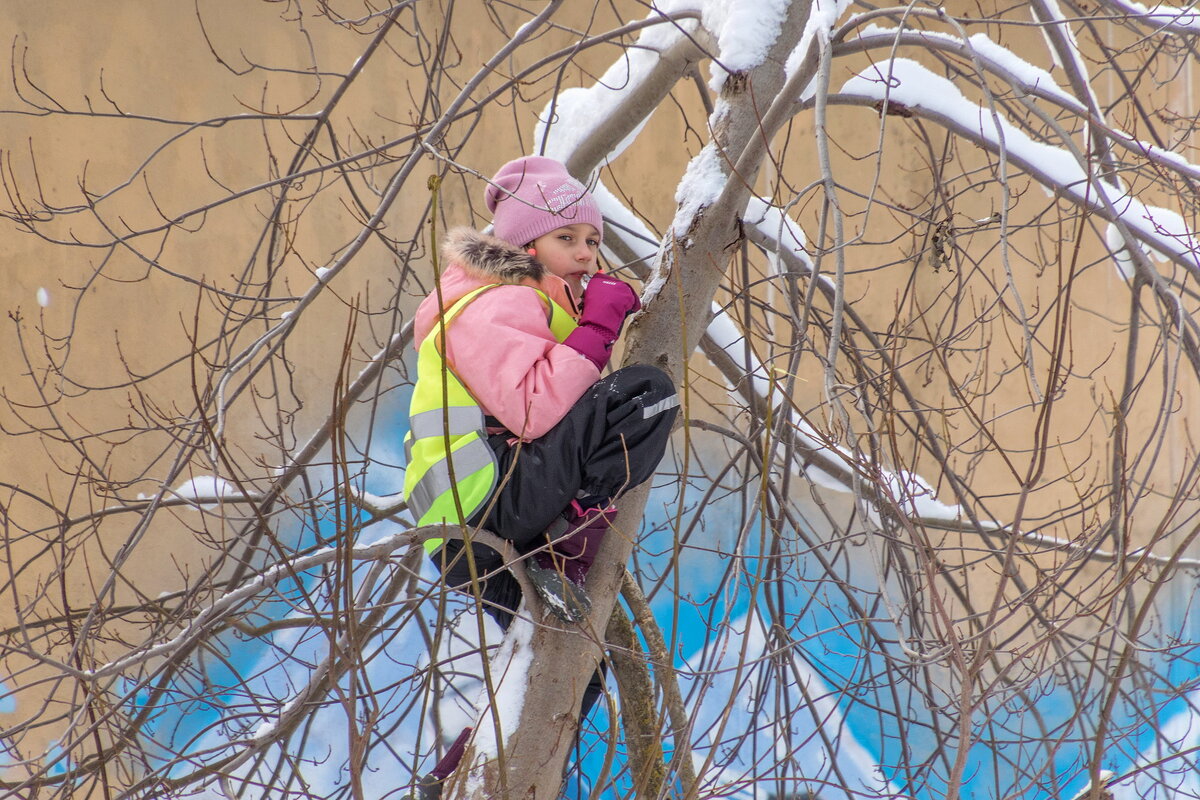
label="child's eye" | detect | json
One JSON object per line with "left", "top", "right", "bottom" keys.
{"left": 587, "top": 238, "right": 600, "bottom": 248}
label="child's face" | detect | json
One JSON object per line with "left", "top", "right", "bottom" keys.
{"left": 529, "top": 223, "right": 601, "bottom": 297}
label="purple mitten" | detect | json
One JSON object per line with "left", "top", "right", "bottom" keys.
{"left": 563, "top": 274, "right": 641, "bottom": 370}
{"left": 562, "top": 325, "right": 613, "bottom": 371}
{"left": 580, "top": 273, "right": 641, "bottom": 324}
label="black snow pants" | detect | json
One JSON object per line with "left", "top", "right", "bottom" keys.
{"left": 433, "top": 364, "right": 678, "bottom": 717}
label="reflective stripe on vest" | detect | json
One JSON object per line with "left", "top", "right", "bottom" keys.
{"left": 409, "top": 405, "right": 486, "bottom": 439}
{"left": 402, "top": 283, "right": 577, "bottom": 553}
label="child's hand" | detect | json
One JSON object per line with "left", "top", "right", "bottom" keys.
{"left": 564, "top": 275, "right": 642, "bottom": 370}
{"left": 580, "top": 274, "right": 641, "bottom": 322}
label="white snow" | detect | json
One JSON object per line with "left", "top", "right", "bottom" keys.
{"left": 805, "top": 0, "right": 853, "bottom": 40}
{"left": 883, "top": 469, "right": 961, "bottom": 520}
{"left": 964, "top": 30, "right": 1061, "bottom": 94}
{"left": 314, "top": 266, "right": 332, "bottom": 281}
{"left": 1131, "top": 203, "right": 1198, "bottom": 263}
{"left": 744, "top": 195, "right": 817, "bottom": 281}
{"left": 703, "top": 0, "right": 790, "bottom": 91}
{"left": 36, "top": 287, "right": 49, "bottom": 307}
{"left": 532, "top": 1, "right": 700, "bottom": 162}
{"left": 706, "top": 309, "right": 790, "bottom": 417}
{"left": 805, "top": 464, "right": 850, "bottom": 492}
{"left": 170, "top": 476, "right": 244, "bottom": 508}
{"left": 469, "top": 614, "right": 535, "bottom": 761}
{"left": 840, "top": 58, "right": 1200, "bottom": 273}
{"left": 1106, "top": 223, "right": 1136, "bottom": 281}
{"left": 854, "top": 24, "right": 1083, "bottom": 113}
{"left": 671, "top": 143, "right": 729, "bottom": 237}
{"left": 1131, "top": 138, "right": 1200, "bottom": 180}
{"left": 785, "top": 0, "right": 851, "bottom": 90}
{"left": 346, "top": 484, "right": 406, "bottom": 522}
{"left": 536, "top": 87, "right": 649, "bottom": 164}
{"left": 639, "top": 256, "right": 671, "bottom": 308}
{"left": 1103, "top": 0, "right": 1200, "bottom": 32}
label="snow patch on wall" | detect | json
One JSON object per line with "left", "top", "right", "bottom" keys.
{"left": 1111, "top": 688, "right": 1200, "bottom": 798}
{"left": 680, "top": 609, "right": 906, "bottom": 800}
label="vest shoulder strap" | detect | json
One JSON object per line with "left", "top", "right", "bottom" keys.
{"left": 428, "top": 283, "right": 574, "bottom": 352}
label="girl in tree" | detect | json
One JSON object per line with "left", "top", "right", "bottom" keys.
{"left": 402, "top": 156, "right": 678, "bottom": 798}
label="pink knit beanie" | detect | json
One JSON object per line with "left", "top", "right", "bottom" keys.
{"left": 484, "top": 156, "right": 603, "bottom": 247}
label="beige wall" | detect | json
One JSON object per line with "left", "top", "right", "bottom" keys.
{"left": 1, "top": 1, "right": 1196, "bottom": 791}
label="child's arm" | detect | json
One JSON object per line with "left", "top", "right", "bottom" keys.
{"left": 444, "top": 284, "right": 601, "bottom": 440}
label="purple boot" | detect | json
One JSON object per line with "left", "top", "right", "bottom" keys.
{"left": 541, "top": 501, "right": 613, "bottom": 584}
{"left": 526, "top": 502, "right": 614, "bottom": 622}
{"left": 412, "top": 726, "right": 471, "bottom": 799}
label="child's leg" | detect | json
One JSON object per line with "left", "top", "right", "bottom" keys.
{"left": 580, "top": 662, "right": 608, "bottom": 720}
{"left": 475, "top": 364, "right": 678, "bottom": 549}
{"left": 438, "top": 364, "right": 675, "bottom": 624}
{"left": 434, "top": 541, "right": 522, "bottom": 631}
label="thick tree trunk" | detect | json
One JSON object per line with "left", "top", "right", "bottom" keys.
{"left": 446, "top": 5, "right": 813, "bottom": 798}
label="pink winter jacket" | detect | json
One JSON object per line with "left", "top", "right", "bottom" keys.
{"left": 412, "top": 228, "right": 601, "bottom": 440}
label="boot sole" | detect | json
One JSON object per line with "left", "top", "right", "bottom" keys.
{"left": 525, "top": 559, "right": 591, "bottom": 623}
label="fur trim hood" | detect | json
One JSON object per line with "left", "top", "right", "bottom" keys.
{"left": 413, "top": 227, "right": 578, "bottom": 351}
{"left": 442, "top": 227, "right": 544, "bottom": 284}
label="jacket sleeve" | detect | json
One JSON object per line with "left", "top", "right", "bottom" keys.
{"left": 443, "top": 285, "right": 601, "bottom": 439}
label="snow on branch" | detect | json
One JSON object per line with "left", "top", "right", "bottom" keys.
{"left": 461, "top": 616, "right": 535, "bottom": 788}
{"left": 600, "top": 158, "right": 1200, "bottom": 569}
{"left": 163, "top": 476, "right": 261, "bottom": 510}
{"left": 846, "top": 24, "right": 1087, "bottom": 115}
{"left": 670, "top": 144, "right": 729, "bottom": 239}
{"left": 836, "top": 58, "right": 1200, "bottom": 279}
{"left": 536, "top": 3, "right": 704, "bottom": 172}
{"left": 700, "top": 0, "right": 789, "bottom": 90}
{"left": 1029, "top": 0, "right": 1104, "bottom": 123}
{"left": 1099, "top": 0, "right": 1200, "bottom": 33}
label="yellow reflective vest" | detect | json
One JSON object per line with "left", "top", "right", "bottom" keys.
{"left": 403, "top": 283, "right": 578, "bottom": 552}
